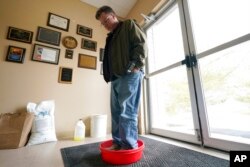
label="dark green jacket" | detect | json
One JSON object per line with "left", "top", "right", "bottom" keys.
{"left": 103, "top": 19, "right": 147, "bottom": 82}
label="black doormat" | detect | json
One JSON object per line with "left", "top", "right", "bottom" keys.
{"left": 61, "top": 136, "right": 229, "bottom": 167}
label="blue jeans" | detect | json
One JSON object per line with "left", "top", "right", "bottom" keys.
{"left": 111, "top": 70, "right": 143, "bottom": 149}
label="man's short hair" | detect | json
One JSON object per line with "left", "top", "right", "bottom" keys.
{"left": 95, "top": 6, "right": 115, "bottom": 20}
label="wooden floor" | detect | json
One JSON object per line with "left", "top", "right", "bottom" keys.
{"left": 0, "top": 134, "right": 229, "bottom": 167}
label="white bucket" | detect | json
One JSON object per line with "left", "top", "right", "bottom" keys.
{"left": 90, "top": 114, "right": 107, "bottom": 138}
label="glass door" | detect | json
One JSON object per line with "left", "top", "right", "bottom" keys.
{"left": 145, "top": 1, "right": 201, "bottom": 144}
{"left": 187, "top": 0, "right": 250, "bottom": 150}
{"left": 144, "top": 0, "right": 250, "bottom": 151}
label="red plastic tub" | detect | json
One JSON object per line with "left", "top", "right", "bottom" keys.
{"left": 99, "top": 140, "right": 144, "bottom": 165}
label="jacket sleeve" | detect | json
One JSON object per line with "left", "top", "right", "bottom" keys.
{"left": 128, "top": 20, "right": 148, "bottom": 68}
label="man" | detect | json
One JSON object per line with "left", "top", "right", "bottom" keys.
{"left": 95, "top": 6, "right": 147, "bottom": 150}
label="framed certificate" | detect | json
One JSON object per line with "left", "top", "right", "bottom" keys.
{"left": 77, "top": 24, "right": 92, "bottom": 38}
{"left": 7, "top": 26, "right": 33, "bottom": 44}
{"left": 65, "top": 49, "right": 73, "bottom": 59}
{"left": 36, "top": 26, "right": 61, "bottom": 46}
{"left": 58, "top": 67, "right": 73, "bottom": 84}
{"left": 78, "top": 54, "right": 96, "bottom": 70}
{"left": 81, "top": 38, "right": 97, "bottom": 52}
{"left": 47, "top": 12, "right": 70, "bottom": 31}
{"left": 32, "top": 44, "right": 60, "bottom": 65}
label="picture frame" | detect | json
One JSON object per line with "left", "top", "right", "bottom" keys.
{"left": 32, "top": 44, "right": 60, "bottom": 65}
{"left": 47, "top": 12, "right": 70, "bottom": 31}
{"left": 58, "top": 67, "right": 73, "bottom": 84}
{"left": 78, "top": 54, "right": 97, "bottom": 70}
{"left": 81, "top": 38, "right": 97, "bottom": 51}
{"left": 99, "top": 48, "right": 105, "bottom": 61}
{"left": 100, "top": 63, "right": 103, "bottom": 75}
{"left": 65, "top": 49, "right": 73, "bottom": 59}
{"left": 36, "top": 26, "right": 61, "bottom": 46}
{"left": 6, "top": 45, "right": 26, "bottom": 63}
{"left": 76, "top": 24, "right": 92, "bottom": 38}
{"left": 7, "top": 26, "right": 33, "bottom": 44}
{"left": 62, "top": 36, "right": 77, "bottom": 49}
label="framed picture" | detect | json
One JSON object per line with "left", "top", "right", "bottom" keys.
{"left": 32, "top": 44, "right": 60, "bottom": 65}
{"left": 81, "top": 38, "right": 97, "bottom": 51}
{"left": 47, "top": 12, "right": 70, "bottom": 31}
{"left": 58, "top": 67, "right": 73, "bottom": 84}
{"left": 78, "top": 54, "right": 97, "bottom": 70}
{"left": 6, "top": 45, "right": 26, "bottom": 63}
{"left": 62, "top": 36, "right": 77, "bottom": 49}
{"left": 65, "top": 49, "right": 73, "bottom": 59}
{"left": 100, "top": 63, "right": 103, "bottom": 75}
{"left": 77, "top": 24, "right": 92, "bottom": 38}
{"left": 99, "top": 48, "right": 105, "bottom": 61}
{"left": 7, "top": 26, "right": 33, "bottom": 43}
{"left": 36, "top": 26, "right": 61, "bottom": 46}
